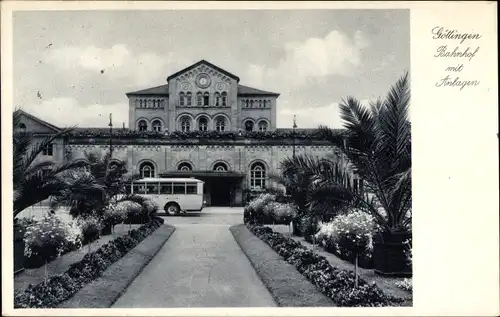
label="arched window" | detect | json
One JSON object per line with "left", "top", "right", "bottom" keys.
{"left": 250, "top": 162, "right": 266, "bottom": 189}
{"left": 250, "top": 100, "right": 254, "bottom": 108}
{"left": 152, "top": 120, "right": 162, "bottom": 132}
{"left": 186, "top": 92, "right": 192, "bottom": 106}
{"left": 213, "top": 162, "right": 228, "bottom": 171}
{"left": 262, "top": 100, "right": 266, "bottom": 108}
{"left": 197, "top": 92, "right": 203, "bottom": 106}
{"left": 215, "top": 117, "right": 226, "bottom": 132}
{"left": 258, "top": 121, "right": 268, "bottom": 132}
{"left": 215, "top": 92, "right": 221, "bottom": 107}
{"left": 17, "top": 123, "right": 27, "bottom": 133}
{"left": 246, "top": 100, "right": 249, "bottom": 108}
{"left": 180, "top": 116, "right": 191, "bottom": 132}
{"left": 203, "top": 92, "right": 210, "bottom": 107}
{"left": 198, "top": 117, "right": 208, "bottom": 131}
{"left": 139, "top": 162, "right": 155, "bottom": 178}
{"left": 179, "top": 92, "right": 185, "bottom": 107}
{"left": 245, "top": 120, "right": 254, "bottom": 132}
{"left": 178, "top": 162, "right": 192, "bottom": 171}
{"left": 259, "top": 100, "right": 263, "bottom": 108}
{"left": 222, "top": 92, "right": 227, "bottom": 107}
{"left": 138, "top": 120, "right": 148, "bottom": 132}
{"left": 153, "top": 100, "right": 156, "bottom": 107}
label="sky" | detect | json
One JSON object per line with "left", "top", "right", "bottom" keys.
{"left": 13, "top": 9, "right": 409, "bottom": 129}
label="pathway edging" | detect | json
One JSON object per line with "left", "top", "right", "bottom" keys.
{"left": 57, "top": 224, "right": 176, "bottom": 308}
{"left": 230, "top": 224, "right": 335, "bottom": 307}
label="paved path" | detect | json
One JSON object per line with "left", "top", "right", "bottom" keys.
{"left": 112, "top": 208, "right": 277, "bottom": 307}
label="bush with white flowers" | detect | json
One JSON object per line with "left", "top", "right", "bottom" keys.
{"left": 268, "top": 201, "right": 298, "bottom": 224}
{"left": 24, "top": 215, "right": 83, "bottom": 265}
{"left": 76, "top": 216, "right": 102, "bottom": 244}
{"left": 102, "top": 203, "right": 128, "bottom": 232}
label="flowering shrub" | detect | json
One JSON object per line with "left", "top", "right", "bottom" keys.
{"left": 76, "top": 217, "right": 102, "bottom": 245}
{"left": 23, "top": 215, "right": 83, "bottom": 267}
{"left": 247, "top": 223, "right": 405, "bottom": 306}
{"left": 269, "top": 202, "right": 298, "bottom": 224}
{"left": 120, "top": 195, "right": 158, "bottom": 224}
{"left": 14, "top": 218, "right": 163, "bottom": 308}
{"left": 102, "top": 203, "right": 127, "bottom": 230}
{"left": 244, "top": 194, "right": 297, "bottom": 225}
{"left": 395, "top": 278, "right": 412, "bottom": 293}
{"left": 315, "top": 210, "right": 380, "bottom": 268}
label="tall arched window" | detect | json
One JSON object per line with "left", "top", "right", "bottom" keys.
{"left": 258, "top": 121, "right": 268, "bottom": 132}
{"left": 178, "top": 162, "right": 192, "bottom": 171}
{"left": 250, "top": 100, "right": 254, "bottom": 108}
{"left": 250, "top": 162, "right": 266, "bottom": 189}
{"left": 198, "top": 117, "right": 208, "bottom": 131}
{"left": 139, "top": 162, "right": 155, "bottom": 178}
{"left": 138, "top": 120, "right": 148, "bottom": 132}
{"left": 259, "top": 100, "right": 263, "bottom": 108}
{"left": 186, "top": 92, "right": 192, "bottom": 106}
{"left": 222, "top": 92, "right": 227, "bottom": 107}
{"left": 214, "top": 92, "right": 221, "bottom": 107}
{"left": 213, "top": 162, "right": 228, "bottom": 171}
{"left": 215, "top": 117, "right": 226, "bottom": 132}
{"left": 203, "top": 92, "right": 210, "bottom": 107}
{"left": 245, "top": 120, "right": 254, "bottom": 132}
{"left": 180, "top": 116, "right": 191, "bottom": 132}
{"left": 179, "top": 92, "right": 185, "bottom": 107}
{"left": 197, "top": 92, "right": 203, "bottom": 106}
{"left": 152, "top": 120, "right": 162, "bottom": 132}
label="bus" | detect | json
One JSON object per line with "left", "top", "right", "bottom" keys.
{"left": 128, "top": 178, "right": 206, "bottom": 215}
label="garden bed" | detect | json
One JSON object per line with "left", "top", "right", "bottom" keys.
{"left": 230, "top": 224, "right": 334, "bottom": 307}
{"left": 247, "top": 223, "right": 407, "bottom": 307}
{"left": 14, "top": 218, "right": 165, "bottom": 308}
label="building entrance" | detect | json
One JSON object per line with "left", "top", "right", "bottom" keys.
{"left": 207, "top": 177, "right": 231, "bottom": 206}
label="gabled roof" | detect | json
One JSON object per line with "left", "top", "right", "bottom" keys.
{"left": 18, "top": 110, "right": 61, "bottom": 132}
{"left": 166, "top": 60, "right": 240, "bottom": 82}
{"left": 126, "top": 84, "right": 169, "bottom": 96}
{"left": 237, "top": 84, "right": 280, "bottom": 97}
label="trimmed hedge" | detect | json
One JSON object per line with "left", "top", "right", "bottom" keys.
{"left": 247, "top": 223, "right": 405, "bottom": 307}
{"left": 14, "top": 218, "right": 164, "bottom": 308}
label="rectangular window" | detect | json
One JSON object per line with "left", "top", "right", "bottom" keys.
{"left": 173, "top": 183, "right": 186, "bottom": 195}
{"left": 160, "top": 183, "right": 173, "bottom": 194}
{"left": 42, "top": 143, "right": 54, "bottom": 156}
{"left": 186, "top": 184, "right": 198, "bottom": 195}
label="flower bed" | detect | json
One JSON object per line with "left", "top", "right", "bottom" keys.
{"left": 14, "top": 218, "right": 164, "bottom": 308}
{"left": 247, "top": 223, "right": 404, "bottom": 307}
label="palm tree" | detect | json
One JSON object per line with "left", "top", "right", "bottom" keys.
{"left": 13, "top": 109, "right": 100, "bottom": 217}
{"left": 312, "top": 72, "right": 411, "bottom": 235}
{"left": 51, "top": 151, "right": 140, "bottom": 218}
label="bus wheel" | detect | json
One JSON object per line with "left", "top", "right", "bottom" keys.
{"left": 165, "top": 203, "right": 180, "bottom": 216}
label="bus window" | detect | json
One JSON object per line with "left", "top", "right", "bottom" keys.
{"left": 173, "top": 183, "right": 186, "bottom": 195}
{"left": 147, "top": 183, "right": 159, "bottom": 194}
{"left": 133, "top": 184, "right": 146, "bottom": 194}
{"left": 160, "top": 183, "right": 173, "bottom": 194}
{"left": 186, "top": 184, "right": 198, "bottom": 194}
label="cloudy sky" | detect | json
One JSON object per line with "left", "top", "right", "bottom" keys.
{"left": 13, "top": 9, "right": 409, "bottom": 129}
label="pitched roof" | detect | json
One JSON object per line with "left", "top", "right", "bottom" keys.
{"left": 126, "top": 84, "right": 169, "bottom": 96}
{"left": 237, "top": 84, "right": 280, "bottom": 96}
{"left": 18, "top": 110, "right": 61, "bottom": 132}
{"left": 167, "top": 60, "right": 240, "bottom": 82}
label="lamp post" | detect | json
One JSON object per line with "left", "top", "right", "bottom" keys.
{"left": 109, "top": 113, "right": 113, "bottom": 158}
{"left": 292, "top": 115, "right": 297, "bottom": 158}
